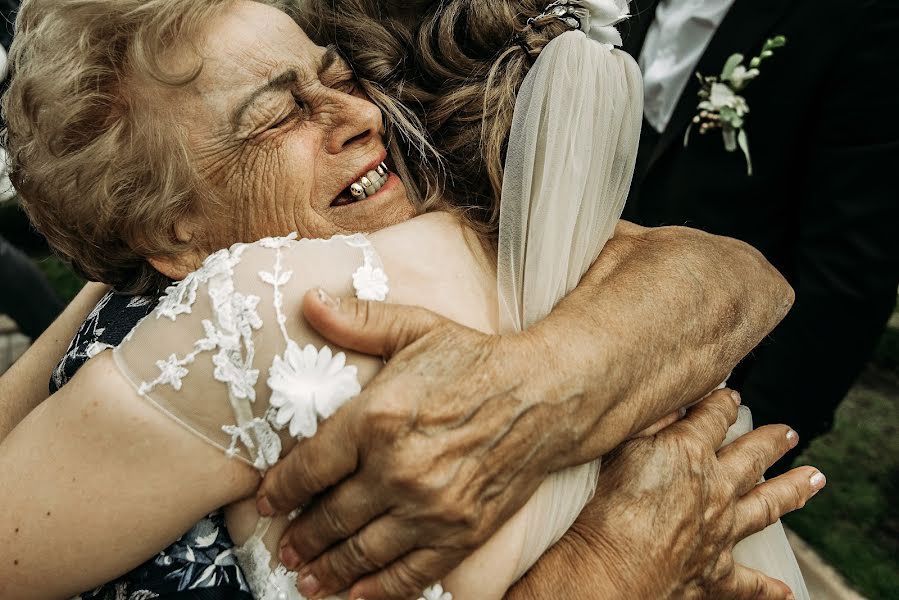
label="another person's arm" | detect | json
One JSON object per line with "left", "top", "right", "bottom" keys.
{"left": 509, "top": 392, "right": 824, "bottom": 599}
{"left": 0, "top": 281, "right": 107, "bottom": 439}
{"left": 258, "top": 223, "right": 795, "bottom": 599}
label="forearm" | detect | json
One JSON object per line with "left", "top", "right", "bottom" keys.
{"left": 0, "top": 282, "right": 108, "bottom": 439}
{"left": 529, "top": 223, "right": 793, "bottom": 468}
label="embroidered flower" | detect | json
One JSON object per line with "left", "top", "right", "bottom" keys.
{"left": 267, "top": 342, "right": 361, "bottom": 439}
{"left": 581, "top": 0, "right": 630, "bottom": 48}
{"left": 353, "top": 263, "right": 390, "bottom": 301}
{"left": 419, "top": 583, "right": 453, "bottom": 600}
{"left": 154, "top": 354, "right": 190, "bottom": 391}
{"left": 213, "top": 349, "right": 260, "bottom": 402}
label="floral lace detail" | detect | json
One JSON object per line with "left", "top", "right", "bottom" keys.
{"left": 234, "top": 532, "right": 299, "bottom": 600}
{"left": 347, "top": 234, "right": 390, "bottom": 301}
{"left": 267, "top": 342, "right": 361, "bottom": 439}
{"left": 352, "top": 262, "right": 390, "bottom": 302}
{"left": 420, "top": 583, "right": 453, "bottom": 600}
{"left": 125, "top": 233, "right": 446, "bottom": 600}
{"left": 223, "top": 417, "right": 283, "bottom": 470}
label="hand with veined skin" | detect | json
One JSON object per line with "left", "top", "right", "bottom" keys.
{"left": 510, "top": 389, "right": 823, "bottom": 600}
{"left": 256, "top": 222, "right": 797, "bottom": 600}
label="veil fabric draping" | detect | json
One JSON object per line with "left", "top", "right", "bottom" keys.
{"left": 497, "top": 30, "right": 809, "bottom": 599}
{"left": 498, "top": 29, "right": 643, "bottom": 581}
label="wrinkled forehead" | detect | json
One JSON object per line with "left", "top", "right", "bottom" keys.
{"left": 192, "top": 0, "right": 322, "bottom": 93}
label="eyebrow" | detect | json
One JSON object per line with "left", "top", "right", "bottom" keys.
{"left": 231, "top": 45, "right": 342, "bottom": 130}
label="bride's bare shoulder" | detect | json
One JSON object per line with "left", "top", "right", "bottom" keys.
{"left": 369, "top": 211, "right": 497, "bottom": 332}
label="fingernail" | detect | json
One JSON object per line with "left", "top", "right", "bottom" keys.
{"left": 297, "top": 571, "right": 321, "bottom": 597}
{"left": 317, "top": 288, "right": 339, "bottom": 309}
{"left": 810, "top": 472, "right": 827, "bottom": 491}
{"left": 280, "top": 545, "right": 301, "bottom": 570}
{"left": 786, "top": 429, "right": 798, "bottom": 448}
{"left": 730, "top": 390, "right": 742, "bottom": 405}
{"left": 257, "top": 495, "right": 274, "bottom": 517}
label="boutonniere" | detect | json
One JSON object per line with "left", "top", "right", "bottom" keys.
{"left": 684, "top": 36, "right": 787, "bottom": 176}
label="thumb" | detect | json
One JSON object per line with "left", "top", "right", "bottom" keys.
{"left": 302, "top": 288, "right": 445, "bottom": 358}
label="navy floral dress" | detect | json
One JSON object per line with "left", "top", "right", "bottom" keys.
{"left": 53, "top": 292, "right": 252, "bottom": 600}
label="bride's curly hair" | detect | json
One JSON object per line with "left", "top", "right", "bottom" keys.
{"left": 299, "top": 0, "right": 572, "bottom": 242}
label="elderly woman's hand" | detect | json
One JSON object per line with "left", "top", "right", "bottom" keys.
{"left": 257, "top": 292, "right": 560, "bottom": 600}
{"left": 510, "top": 390, "right": 823, "bottom": 600}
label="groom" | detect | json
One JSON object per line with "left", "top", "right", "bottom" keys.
{"left": 622, "top": 0, "right": 899, "bottom": 473}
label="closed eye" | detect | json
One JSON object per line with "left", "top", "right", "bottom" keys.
{"left": 270, "top": 96, "right": 307, "bottom": 129}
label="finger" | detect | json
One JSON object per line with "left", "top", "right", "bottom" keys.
{"left": 256, "top": 414, "right": 359, "bottom": 516}
{"left": 722, "top": 564, "right": 796, "bottom": 600}
{"left": 718, "top": 424, "right": 798, "bottom": 495}
{"left": 349, "top": 548, "right": 460, "bottom": 600}
{"left": 279, "top": 476, "right": 384, "bottom": 570}
{"left": 662, "top": 388, "right": 740, "bottom": 449}
{"left": 303, "top": 288, "right": 445, "bottom": 358}
{"left": 634, "top": 409, "right": 683, "bottom": 438}
{"left": 734, "top": 466, "right": 826, "bottom": 540}
{"left": 294, "top": 516, "right": 418, "bottom": 599}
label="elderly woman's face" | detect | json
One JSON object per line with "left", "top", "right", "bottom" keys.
{"left": 165, "top": 1, "right": 415, "bottom": 246}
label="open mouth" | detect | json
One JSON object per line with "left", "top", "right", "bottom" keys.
{"left": 331, "top": 162, "right": 391, "bottom": 207}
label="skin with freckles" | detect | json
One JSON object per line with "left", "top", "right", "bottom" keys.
{"left": 149, "top": 1, "right": 416, "bottom": 279}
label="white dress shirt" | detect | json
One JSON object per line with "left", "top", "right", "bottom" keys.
{"left": 639, "top": 0, "right": 737, "bottom": 132}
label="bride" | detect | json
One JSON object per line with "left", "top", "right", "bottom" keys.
{"left": 0, "top": 0, "right": 811, "bottom": 599}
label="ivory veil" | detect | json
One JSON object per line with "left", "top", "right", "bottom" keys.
{"left": 496, "top": 31, "right": 809, "bottom": 599}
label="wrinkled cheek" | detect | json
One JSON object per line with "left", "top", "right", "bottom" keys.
{"left": 230, "top": 146, "right": 297, "bottom": 240}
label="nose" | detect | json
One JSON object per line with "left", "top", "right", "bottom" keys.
{"left": 326, "top": 91, "right": 383, "bottom": 155}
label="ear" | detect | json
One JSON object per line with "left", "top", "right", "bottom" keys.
{"left": 147, "top": 255, "right": 195, "bottom": 281}
{"left": 147, "top": 220, "right": 202, "bottom": 281}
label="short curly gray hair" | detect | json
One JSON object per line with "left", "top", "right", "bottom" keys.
{"left": 2, "top": 0, "right": 297, "bottom": 294}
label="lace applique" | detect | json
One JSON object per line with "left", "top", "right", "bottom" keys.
{"left": 223, "top": 417, "right": 283, "bottom": 470}
{"left": 267, "top": 342, "right": 360, "bottom": 439}
{"left": 156, "top": 245, "right": 248, "bottom": 321}
{"left": 234, "top": 533, "right": 299, "bottom": 600}
{"left": 419, "top": 584, "right": 453, "bottom": 600}
{"left": 346, "top": 234, "right": 390, "bottom": 301}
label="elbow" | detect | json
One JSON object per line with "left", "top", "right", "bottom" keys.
{"left": 650, "top": 225, "right": 795, "bottom": 333}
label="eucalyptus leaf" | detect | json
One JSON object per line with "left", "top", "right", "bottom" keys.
{"left": 684, "top": 124, "right": 694, "bottom": 148}
{"left": 721, "top": 53, "right": 744, "bottom": 80}
{"left": 738, "top": 128, "right": 753, "bottom": 175}
{"left": 723, "top": 128, "right": 738, "bottom": 152}
{"left": 750, "top": 57, "right": 761, "bottom": 69}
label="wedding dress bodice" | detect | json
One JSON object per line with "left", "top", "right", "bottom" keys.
{"left": 114, "top": 232, "right": 448, "bottom": 600}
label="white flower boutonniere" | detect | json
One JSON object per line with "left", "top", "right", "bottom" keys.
{"left": 684, "top": 36, "right": 787, "bottom": 176}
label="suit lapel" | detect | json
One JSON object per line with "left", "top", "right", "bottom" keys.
{"left": 645, "top": 0, "right": 794, "bottom": 171}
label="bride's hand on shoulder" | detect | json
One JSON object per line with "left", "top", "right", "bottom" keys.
{"left": 256, "top": 290, "right": 559, "bottom": 600}
{"left": 512, "top": 389, "right": 824, "bottom": 600}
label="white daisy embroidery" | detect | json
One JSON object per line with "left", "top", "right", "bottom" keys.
{"left": 267, "top": 342, "right": 361, "bottom": 439}
{"left": 352, "top": 263, "right": 390, "bottom": 301}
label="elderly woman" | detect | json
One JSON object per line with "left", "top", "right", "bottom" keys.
{"left": 0, "top": 1, "right": 818, "bottom": 599}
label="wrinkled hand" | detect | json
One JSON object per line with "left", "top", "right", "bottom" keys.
{"left": 257, "top": 290, "right": 561, "bottom": 600}
{"left": 513, "top": 389, "right": 825, "bottom": 600}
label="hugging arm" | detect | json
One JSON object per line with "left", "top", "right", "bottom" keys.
{"left": 0, "top": 282, "right": 108, "bottom": 440}
{"left": 258, "top": 221, "right": 795, "bottom": 600}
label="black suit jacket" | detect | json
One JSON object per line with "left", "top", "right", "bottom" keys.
{"left": 622, "top": 0, "right": 899, "bottom": 471}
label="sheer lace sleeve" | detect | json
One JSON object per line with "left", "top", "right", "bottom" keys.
{"left": 113, "top": 233, "right": 387, "bottom": 471}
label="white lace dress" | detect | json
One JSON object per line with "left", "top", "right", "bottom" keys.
{"left": 114, "top": 233, "right": 449, "bottom": 600}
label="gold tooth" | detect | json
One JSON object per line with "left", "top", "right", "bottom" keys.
{"left": 376, "top": 165, "right": 386, "bottom": 176}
